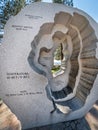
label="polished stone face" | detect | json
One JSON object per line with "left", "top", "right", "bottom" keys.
{"left": 0, "top": 2, "right": 98, "bottom": 129}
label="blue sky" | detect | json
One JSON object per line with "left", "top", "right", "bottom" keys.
{"left": 73, "top": 0, "right": 98, "bottom": 22}
{"left": 43, "top": 0, "right": 98, "bottom": 22}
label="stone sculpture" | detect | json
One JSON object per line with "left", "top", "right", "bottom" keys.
{"left": 28, "top": 4, "right": 98, "bottom": 121}
{"left": 28, "top": 10, "right": 98, "bottom": 110}
{"left": 0, "top": 2, "right": 98, "bottom": 129}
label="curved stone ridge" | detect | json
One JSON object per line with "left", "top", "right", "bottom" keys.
{"left": 28, "top": 9, "right": 98, "bottom": 118}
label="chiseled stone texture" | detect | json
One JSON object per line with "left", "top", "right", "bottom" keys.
{"left": 0, "top": 2, "right": 98, "bottom": 129}
{"left": 0, "top": 101, "right": 21, "bottom": 130}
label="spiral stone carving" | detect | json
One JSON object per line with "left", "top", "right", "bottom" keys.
{"left": 28, "top": 10, "right": 98, "bottom": 119}
{"left": 0, "top": 3, "right": 98, "bottom": 128}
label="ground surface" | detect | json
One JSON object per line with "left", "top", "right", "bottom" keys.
{"left": 24, "top": 118, "right": 90, "bottom": 130}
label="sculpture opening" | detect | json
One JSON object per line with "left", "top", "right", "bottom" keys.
{"left": 51, "top": 45, "right": 61, "bottom": 75}
{"left": 28, "top": 11, "right": 98, "bottom": 116}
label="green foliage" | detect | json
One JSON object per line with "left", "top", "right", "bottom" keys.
{"left": 0, "top": 0, "right": 42, "bottom": 29}
{"left": 54, "top": 45, "right": 62, "bottom": 60}
{"left": 26, "top": 0, "right": 41, "bottom": 4}
{"left": 64, "top": 0, "right": 73, "bottom": 6}
{"left": 53, "top": 0, "right": 63, "bottom": 4}
{"left": 51, "top": 66, "right": 60, "bottom": 74}
{"left": 4, "top": 0, "right": 25, "bottom": 18}
{"left": 0, "top": 0, "right": 25, "bottom": 28}
{"left": 53, "top": 0, "right": 73, "bottom": 6}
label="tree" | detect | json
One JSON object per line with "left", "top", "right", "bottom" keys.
{"left": 63, "top": 0, "right": 73, "bottom": 6}
{"left": 53, "top": 0, "right": 73, "bottom": 6}
{"left": 26, "top": 0, "right": 41, "bottom": 4}
{"left": 53, "top": 0, "right": 63, "bottom": 4}
{"left": 0, "top": 0, "right": 42, "bottom": 29}
{"left": 0, "top": 0, "right": 73, "bottom": 29}
{"left": 0, "top": 0, "right": 25, "bottom": 29}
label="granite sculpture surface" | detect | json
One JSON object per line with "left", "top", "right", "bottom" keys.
{"left": 0, "top": 2, "right": 98, "bottom": 129}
